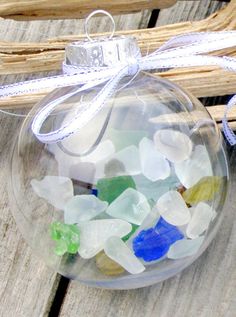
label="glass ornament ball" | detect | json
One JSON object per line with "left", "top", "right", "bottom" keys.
{"left": 9, "top": 71, "right": 229, "bottom": 289}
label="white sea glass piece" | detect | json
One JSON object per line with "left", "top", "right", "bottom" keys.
{"left": 59, "top": 107, "right": 115, "bottom": 156}
{"left": 106, "top": 188, "right": 151, "bottom": 225}
{"left": 154, "top": 129, "right": 193, "bottom": 163}
{"left": 139, "top": 137, "right": 170, "bottom": 181}
{"left": 95, "top": 145, "right": 141, "bottom": 179}
{"left": 81, "top": 140, "right": 115, "bottom": 164}
{"left": 78, "top": 219, "right": 131, "bottom": 259}
{"left": 186, "top": 202, "right": 216, "bottom": 239}
{"left": 48, "top": 140, "right": 115, "bottom": 184}
{"left": 137, "top": 205, "right": 160, "bottom": 232}
{"left": 68, "top": 162, "right": 95, "bottom": 183}
{"left": 167, "top": 236, "right": 204, "bottom": 259}
{"left": 174, "top": 145, "right": 212, "bottom": 188}
{"left": 104, "top": 236, "right": 145, "bottom": 274}
{"left": 156, "top": 191, "right": 191, "bottom": 226}
{"left": 112, "top": 146, "right": 141, "bottom": 174}
{"left": 31, "top": 176, "right": 73, "bottom": 210}
{"left": 64, "top": 195, "right": 108, "bottom": 224}
{"left": 126, "top": 205, "right": 160, "bottom": 248}
{"left": 49, "top": 144, "right": 80, "bottom": 179}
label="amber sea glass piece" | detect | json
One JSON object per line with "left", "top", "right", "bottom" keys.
{"left": 95, "top": 251, "right": 125, "bottom": 276}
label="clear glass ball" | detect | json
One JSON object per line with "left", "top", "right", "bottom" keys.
{"left": 9, "top": 72, "right": 229, "bottom": 289}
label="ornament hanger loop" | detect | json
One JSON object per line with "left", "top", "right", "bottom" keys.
{"left": 84, "top": 10, "right": 116, "bottom": 42}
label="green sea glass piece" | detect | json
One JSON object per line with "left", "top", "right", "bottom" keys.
{"left": 182, "top": 176, "right": 222, "bottom": 205}
{"left": 54, "top": 240, "right": 67, "bottom": 256}
{"left": 107, "top": 129, "right": 148, "bottom": 151}
{"left": 106, "top": 188, "right": 151, "bottom": 225}
{"left": 97, "top": 175, "right": 136, "bottom": 204}
{"left": 50, "top": 221, "right": 80, "bottom": 256}
{"left": 122, "top": 224, "right": 139, "bottom": 242}
{"left": 51, "top": 222, "right": 62, "bottom": 241}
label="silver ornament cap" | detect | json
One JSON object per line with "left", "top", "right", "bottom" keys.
{"left": 65, "top": 10, "right": 141, "bottom": 68}
{"left": 65, "top": 35, "right": 141, "bottom": 68}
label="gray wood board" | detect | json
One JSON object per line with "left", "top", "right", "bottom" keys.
{"left": 0, "top": 112, "right": 59, "bottom": 317}
{"left": 60, "top": 2, "right": 236, "bottom": 317}
{"left": 156, "top": 0, "right": 225, "bottom": 26}
{"left": 0, "top": 12, "right": 151, "bottom": 317}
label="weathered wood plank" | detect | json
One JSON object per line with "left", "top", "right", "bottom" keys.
{"left": 156, "top": 0, "right": 225, "bottom": 26}
{"left": 60, "top": 2, "right": 236, "bottom": 317}
{"left": 0, "top": 10, "right": 151, "bottom": 43}
{"left": 0, "top": 0, "right": 176, "bottom": 20}
{"left": 0, "top": 111, "right": 60, "bottom": 317}
{"left": 0, "top": 12, "right": 152, "bottom": 317}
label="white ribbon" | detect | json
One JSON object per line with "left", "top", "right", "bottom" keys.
{"left": 0, "top": 31, "right": 236, "bottom": 144}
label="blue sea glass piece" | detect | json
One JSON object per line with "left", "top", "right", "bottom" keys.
{"left": 133, "top": 217, "right": 184, "bottom": 262}
{"left": 155, "top": 217, "right": 184, "bottom": 243}
{"left": 133, "top": 228, "right": 169, "bottom": 261}
{"left": 91, "top": 188, "right": 98, "bottom": 196}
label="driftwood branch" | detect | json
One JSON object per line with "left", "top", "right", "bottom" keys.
{"left": 1, "top": 98, "right": 234, "bottom": 131}
{"left": 0, "top": 2, "right": 235, "bottom": 74}
{"left": 0, "top": 0, "right": 236, "bottom": 127}
{"left": 0, "top": 0, "right": 177, "bottom": 20}
{"left": 1, "top": 1, "right": 236, "bottom": 75}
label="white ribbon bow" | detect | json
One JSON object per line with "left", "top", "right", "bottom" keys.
{"left": 1, "top": 31, "right": 236, "bottom": 145}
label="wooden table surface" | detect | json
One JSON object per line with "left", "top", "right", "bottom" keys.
{"left": 0, "top": 1, "right": 235, "bottom": 317}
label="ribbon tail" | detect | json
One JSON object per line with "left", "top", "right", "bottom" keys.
{"left": 140, "top": 55, "right": 236, "bottom": 72}
{"left": 146, "top": 32, "right": 236, "bottom": 60}
{"left": 223, "top": 95, "right": 236, "bottom": 146}
{"left": 150, "top": 31, "right": 236, "bottom": 55}
{"left": 0, "top": 74, "right": 85, "bottom": 98}
{"left": 0, "top": 68, "right": 118, "bottom": 98}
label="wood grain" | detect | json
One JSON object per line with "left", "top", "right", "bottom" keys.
{"left": 0, "top": 111, "right": 59, "bottom": 317}
{"left": 0, "top": 12, "right": 152, "bottom": 317}
{"left": 0, "top": 0, "right": 176, "bottom": 20}
{"left": 60, "top": 2, "right": 236, "bottom": 316}
{"left": 156, "top": 0, "right": 225, "bottom": 25}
